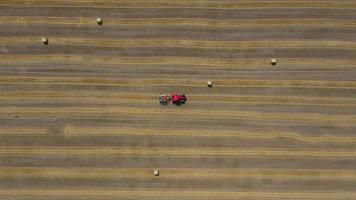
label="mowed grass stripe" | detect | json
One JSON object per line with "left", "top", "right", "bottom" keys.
{"left": 2, "top": 96, "right": 356, "bottom": 107}
{"left": 1, "top": 76, "right": 356, "bottom": 89}
{"left": 2, "top": 126, "right": 356, "bottom": 144}
{"left": 1, "top": 189, "right": 356, "bottom": 199}
{"left": 4, "top": 37, "right": 356, "bottom": 50}
{"left": 2, "top": 17, "right": 356, "bottom": 29}
{"left": 3, "top": 0, "right": 356, "bottom": 9}
{"left": 2, "top": 167, "right": 356, "bottom": 180}
{"left": 1, "top": 55, "right": 355, "bottom": 69}
{"left": 1, "top": 107, "right": 355, "bottom": 126}
{"left": 3, "top": 81, "right": 356, "bottom": 89}
{"left": 61, "top": 127, "right": 356, "bottom": 144}
{"left": 3, "top": 17, "right": 356, "bottom": 29}
{"left": 3, "top": 147, "right": 356, "bottom": 158}
{"left": 1, "top": 92, "right": 355, "bottom": 107}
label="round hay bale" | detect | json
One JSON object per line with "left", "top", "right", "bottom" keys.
{"left": 154, "top": 169, "right": 160, "bottom": 176}
{"left": 97, "top": 17, "right": 103, "bottom": 25}
{"left": 207, "top": 80, "right": 213, "bottom": 87}
{"left": 41, "top": 37, "right": 48, "bottom": 45}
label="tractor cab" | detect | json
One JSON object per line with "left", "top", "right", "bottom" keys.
{"left": 172, "top": 93, "right": 187, "bottom": 106}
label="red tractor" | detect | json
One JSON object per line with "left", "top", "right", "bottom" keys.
{"left": 172, "top": 93, "right": 187, "bottom": 106}
{"left": 159, "top": 93, "right": 187, "bottom": 106}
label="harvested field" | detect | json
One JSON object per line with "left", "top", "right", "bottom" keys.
{"left": 1, "top": 0, "right": 356, "bottom": 199}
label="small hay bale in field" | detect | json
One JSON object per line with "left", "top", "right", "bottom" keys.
{"left": 41, "top": 37, "right": 48, "bottom": 45}
{"left": 97, "top": 17, "right": 103, "bottom": 25}
{"left": 207, "top": 80, "right": 213, "bottom": 87}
